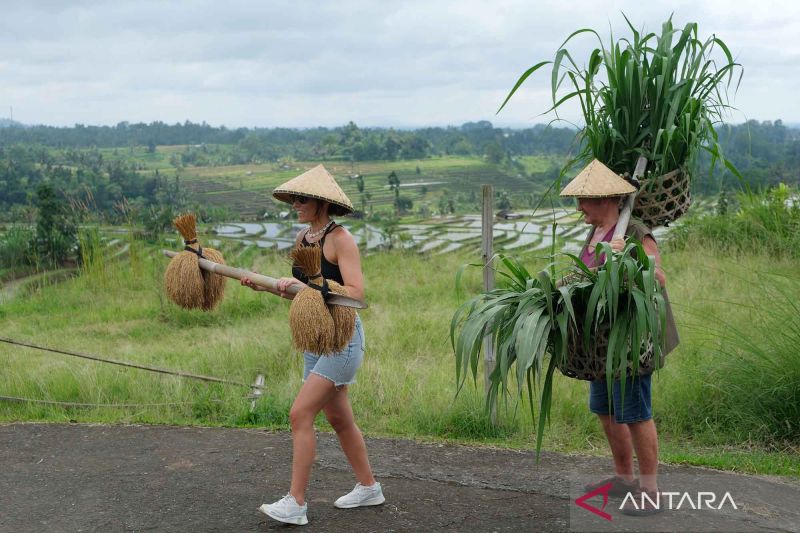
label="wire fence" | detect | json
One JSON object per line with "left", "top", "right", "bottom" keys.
{"left": 0, "top": 336, "right": 264, "bottom": 409}
{"left": 0, "top": 395, "right": 218, "bottom": 409}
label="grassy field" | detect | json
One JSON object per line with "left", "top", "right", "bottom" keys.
{"left": 1, "top": 230, "right": 798, "bottom": 477}
{"left": 46, "top": 144, "right": 559, "bottom": 219}
{"left": 125, "top": 153, "right": 556, "bottom": 219}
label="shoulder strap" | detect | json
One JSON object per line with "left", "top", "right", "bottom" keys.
{"left": 625, "top": 219, "right": 654, "bottom": 243}
{"left": 299, "top": 228, "right": 311, "bottom": 246}
{"left": 319, "top": 222, "right": 339, "bottom": 245}
{"left": 579, "top": 226, "right": 594, "bottom": 256}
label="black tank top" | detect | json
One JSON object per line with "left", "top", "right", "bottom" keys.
{"left": 291, "top": 223, "right": 345, "bottom": 285}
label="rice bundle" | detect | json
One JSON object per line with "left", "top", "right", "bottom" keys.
{"left": 289, "top": 288, "right": 336, "bottom": 354}
{"left": 164, "top": 251, "right": 204, "bottom": 309}
{"left": 288, "top": 244, "right": 345, "bottom": 355}
{"left": 327, "top": 280, "right": 356, "bottom": 352}
{"left": 163, "top": 213, "right": 226, "bottom": 311}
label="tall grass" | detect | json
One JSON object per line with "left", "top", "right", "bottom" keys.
{"left": 665, "top": 185, "right": 800, "bottom": 445}
{"left": 669, "top": 184, "right": 800, "bottom": 257}
{"left": 0, "top": 231, "right": 798, "bottom": 474}
{"left": 0, "top": 225, "right": 35, "bottom": 271}
{"left": 77, "top": 227, "right": 106, "bottom": 281}
{"left": 701, "top": 275, "right": 800, "bottom": 444}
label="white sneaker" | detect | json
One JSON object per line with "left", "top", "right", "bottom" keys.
{"left": 258, "top": 494, "right": 308, "bottom": 525}
{"left": 334, "top": 482, "right": 385, "bottom": 509}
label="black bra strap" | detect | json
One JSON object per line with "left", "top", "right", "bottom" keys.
{"left": 319, "top": 222, "right": 339, "bottom": 246}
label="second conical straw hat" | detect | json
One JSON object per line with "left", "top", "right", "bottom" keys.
{"left": 273, "top": 164, "right": 354, "bottom": 213}
{"left": 559, "top": 159, "right": 636, "bottom": 198}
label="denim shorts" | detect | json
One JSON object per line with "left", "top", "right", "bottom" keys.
{"left": 303, "top": 316, "right": 364, "bottom": 387}
{"left": 589, "top": 373, "right": 653, "bottom": 424}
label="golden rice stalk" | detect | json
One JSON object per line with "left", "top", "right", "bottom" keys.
{"left": 290, "top": 287, "right": 335, "bottom": 355}
{"left": 200, "top": 247, "right": 226, "bottom": 310}
{"left": 327, "top": 281, "right": 356, "bottom": 353}
{"left": 173, "top": 213, "right": 198, "bottom": 242}
{"left": 290, "top": 245, "right": 323, "bottom": 282}
{"left": 164, "top": 251, "right": 205, "bottom": 309}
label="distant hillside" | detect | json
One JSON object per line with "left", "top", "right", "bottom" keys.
{"left": 0, "top": 118, "right": 23, "bottom": 128}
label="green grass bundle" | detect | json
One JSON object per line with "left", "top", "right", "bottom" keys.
{"left": 451, "top": 241, "right": 664, "bottom": 455}
{"left": 499, "top": 15, "right": 742, "bottom": 225}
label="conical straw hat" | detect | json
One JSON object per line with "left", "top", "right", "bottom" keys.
{"left": 559, "top": 159, "right": 636, "bottom": 198}
{"left": 273, "top": 164, "right": 354, "bottom": 213}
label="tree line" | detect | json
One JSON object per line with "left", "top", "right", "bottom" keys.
{"left": 2, "top": 118, "right": 796, "bottom": 183}
{"left": 0, "top": 120, "right": 576, "bottom": 163}
{"left": 0, "top": 118, "right": 797, "bottom": 269}
{"left": 705, "top": 119, "right": 800, "bottom": 190}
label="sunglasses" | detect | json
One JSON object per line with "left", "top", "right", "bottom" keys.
{"left": 289, "top": 195, "right": 311, "bottom": 204}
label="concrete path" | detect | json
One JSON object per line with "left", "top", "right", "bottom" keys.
{"left": 1, "top": 424, "right": 797, "bottom": 532}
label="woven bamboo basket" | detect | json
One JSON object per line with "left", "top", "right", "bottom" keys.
{"left": 557, "top": 321, "right": 660, "bottom": 381}
{"left": 556, "top": 269, "right": 663, "bottom": 381}
{"left": 632, "top": 168, "right": 692, "bottom": 227}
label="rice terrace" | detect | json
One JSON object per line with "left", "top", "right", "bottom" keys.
{"left": 2, "top": 6, "right": 800, "bottom": 533}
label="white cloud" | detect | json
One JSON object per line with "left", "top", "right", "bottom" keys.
{"left": 0, "top": 0, "right": 797, "bottom": 127}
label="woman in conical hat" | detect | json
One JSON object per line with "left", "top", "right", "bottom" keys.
{"left": 562, "top": 159, "right": 678, "bottom": 515}
{"left": 242, "top": 164, "right": 383, "bottom": 526}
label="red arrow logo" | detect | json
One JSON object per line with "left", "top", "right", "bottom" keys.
{"left": 575, "top": 482, "right": 613, "bottom": 521}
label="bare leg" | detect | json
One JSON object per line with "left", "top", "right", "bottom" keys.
{"left": 288, "top": 374, "right": 337, "bottom": 505}
{"left": 323, "top": 386, "right": 376, "bottom": 486}
{"left": 597, "top": 414, "right": 635, "bottom": 482}
{"left": 628, "top": 419, "right": 659, "bottom": 491}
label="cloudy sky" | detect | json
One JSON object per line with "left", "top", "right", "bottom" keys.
{"left": 1, "top": 0, "right": 797, "bottom": 129}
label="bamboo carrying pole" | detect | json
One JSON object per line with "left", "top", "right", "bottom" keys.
{"left": 613, "top": 155, "right": 649, "bottom": 239}
{"left": 161, "top": 250, "right": 367, "bottom": 309}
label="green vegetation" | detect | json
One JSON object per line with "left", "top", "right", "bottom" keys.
{"left": 500, "top": 14, "right": 741, "bottom": 186}
{"left": 2, "top": 119, "right": 798, "bottom": 222}
{"left": 0, "top": 184, "right": 78, "bottom": 272}
{"left": 1, "top": 114, "right": 799, "bottom": 478}
{"left": 453, "top": 240, "right": 666, "bottom": 456}
{"left": 1, "top": 226, "right": 798, "bottom": 476}
{"left": 664, "top": 184, "right": 800, "bottom": 446}
{"left": 669, "top": 183, "right": 800, "bottom": 258}
{"left": 0, "top": 226, "right": 35, "bottom": 272}
{"left": 0, "top": 119, "right": 576, "bottom": 163}
{"left": 705, "top": 119, "right": 800, "bottom": 189}
{"left": 701, "top": 275, "right": 800, "bottom": 443}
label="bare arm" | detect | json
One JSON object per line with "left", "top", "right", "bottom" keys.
{"left": 641, "top": 236, "right": 666, "bottom": 287}
{"left": 241, "top": 228, "right": 308, "bottom": 298}
{"left": 330, "top": 228, "right": 365, "bottom": 302}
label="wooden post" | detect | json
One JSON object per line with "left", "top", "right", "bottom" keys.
{"left": 249, "top": 374, "right": 265, "bottom": 412}
{"left": 481, "top": 185, "right": 497, "bottom": 424}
